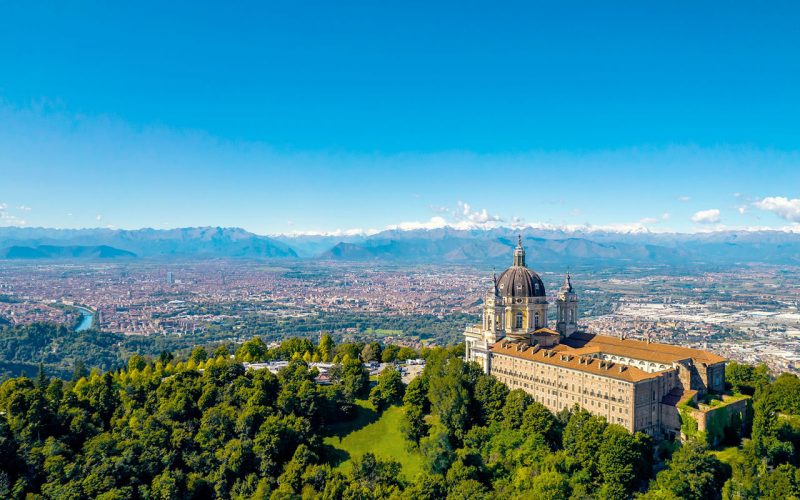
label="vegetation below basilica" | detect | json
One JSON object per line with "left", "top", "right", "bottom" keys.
{"left": 0, "top": 335, "right": 798, "bottom": 499}
{"left": 0, "top": 313, "right": 470, "bottom": 380}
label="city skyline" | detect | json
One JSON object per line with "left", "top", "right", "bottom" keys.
{"left": 2, "top": 2, "right": 800, "bottom": 234}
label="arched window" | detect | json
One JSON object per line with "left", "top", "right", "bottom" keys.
{"left": 515, "top": 312, "right": 523, "bottom": 329}
{"left": 534, "top": 312, "right": 540, "bottom": 329}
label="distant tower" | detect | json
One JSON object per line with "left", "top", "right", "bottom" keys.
{"left": 556, "top": 273, "right": 578, "bottom": 337}
{"left": 166, "top": 271, "right": 174, "bottom": 285}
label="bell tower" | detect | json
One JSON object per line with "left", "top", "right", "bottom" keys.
{"left": 481, "top": 272, "right": 506, "bottom": 344}
{"left": 556, "top": 273, "right": 578, "bottom": 337}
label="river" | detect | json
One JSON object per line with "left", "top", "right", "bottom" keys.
{"left": 75, "top": 307, "right": 95, "bottom": 331}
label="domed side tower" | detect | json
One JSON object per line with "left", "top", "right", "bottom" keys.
{"left": 556, "top": 273, "right": 578, "bottom": 338}
{"left": 494, "top": 236, "right": 548, "bottom": 341}
{"left": 480, "top": 272, "right": 506, "bottom": 344}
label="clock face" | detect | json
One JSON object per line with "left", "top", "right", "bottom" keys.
{"left": 516, "top": 298, "right": 522, "bottom": 303}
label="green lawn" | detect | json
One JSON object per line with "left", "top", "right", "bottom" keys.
{"left": 323, "top": 399, "right": 424, "bottom": 481}
{"left": 364, "top": 328, "right": 405, "bottom": 337}
{"left": 711, "top": 444, "right": 747, "bottom": 467}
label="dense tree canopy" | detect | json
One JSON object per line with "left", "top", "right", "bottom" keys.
{"left": 0, "top": 330, "right": 798, "bottom": 499}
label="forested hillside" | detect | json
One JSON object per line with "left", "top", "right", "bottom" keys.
{"left": 0, "top": 337, "right": 798, "bottom": 499}
{"left": 0, "top": 315, "right": 470, "bottom": 380}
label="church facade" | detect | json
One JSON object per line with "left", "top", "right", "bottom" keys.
{"left": 464, "top": 238, "right": 728, "bottom": 439}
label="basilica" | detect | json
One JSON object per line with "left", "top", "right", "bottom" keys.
{"left": 464, "top": 238, "right": 735, "bottom": 439}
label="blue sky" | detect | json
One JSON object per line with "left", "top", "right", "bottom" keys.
{"left": 1, "top": 1, "right": 800, "bottom": 234}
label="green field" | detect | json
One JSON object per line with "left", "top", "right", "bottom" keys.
{"left": 323, "top": 399, "right": 424, "bottom": 481}
{"left": 711, "top": 444, "right": 746, "bottom": 467}
{"left": 365, "top": 328, "right": 405, "bottom": 337}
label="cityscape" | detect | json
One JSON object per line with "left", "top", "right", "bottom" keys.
{"left": 2, "top": 258, "right": 798, "bottom": 374}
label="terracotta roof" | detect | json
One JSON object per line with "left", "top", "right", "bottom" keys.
{"left": 532, "top": 327, "right": 560, "bottom": 337}
{"left": 490, "top": 340, "right": 662, "bottom": 383}
{"left": 562, "top": 333, "right": 727, "bottom": 366}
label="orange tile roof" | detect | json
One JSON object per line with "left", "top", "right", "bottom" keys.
{"left": 562, "top": 333, "right": 727, "bottom": 366}
{"left": 490, "top": 340, "right": 662, "bottom": 383}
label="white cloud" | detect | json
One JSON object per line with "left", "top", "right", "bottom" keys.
{"left": 677, "top": 196, "right": 691, "bottom": 202}
{"left": 753, "top": 196, "right": 800, "bottom": 222}
{"left": 279, "top": 199, "right": 800, "bottom": 238}
{"left": 283, "top": 200, "right": 674, "bottom": 236}
{"left": 279, "top": 218, "right": 800, "bottom": 237}
{"left": 387, "top": 216, "right": 449, "bottom": 231}
{"left": 16, "top": 205, "right": 31, "bottom": 211}
{"left": 0, "top": 203, "right": 26, "bottom": 227}
{"left": 518, "top": 221, "right": 656, "bottom": 234}
{"left": 635, "top": 213, "right": 669, "bottom": 226}
{"left": 737, "top": 206, "right": 747, "bottom": 215}
{"left": 96, "top": 214, "right": 103, "bottom": 221}
{"left": 691, "top": 209, "right": 721, "bottom": 224}
{"left": 409, "top": 201, "right": 505, "bottom": 231}
{"left": 284, "top": 227, "right": 381, "bottom": 237}
{"left": 440, "top": 201, "right": 503, "bottom": 229}
{"left": 286, "top": 202, "right": 505, "bottom": 236}
{"left": 692, "top": 223, "right": 800, "bottom": 233}
{"left": 456, "top": 201, "right": 504, "bottom": 227}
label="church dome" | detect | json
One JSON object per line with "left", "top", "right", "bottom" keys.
{"left": 496, "top": 266, "right": 546, "bottom": 298}
{"left": 495, "top": 236, "right": 546, "bottom": 298}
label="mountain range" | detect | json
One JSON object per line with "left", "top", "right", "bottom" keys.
{"left": 2, "top": 226, "right": 800, "bottom": 265}
{"left": 0, "top": 227, "right": 296, "bottom": 260}
{"left": 0, "top": 245, "right": 136, "bottom": 260}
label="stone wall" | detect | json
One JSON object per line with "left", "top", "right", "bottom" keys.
{"left": 682, "top": 395, "right": 751, "bottom": 446}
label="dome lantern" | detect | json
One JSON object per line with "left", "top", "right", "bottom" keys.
{"left": 513, "top": 235, "right": 525, "bottom": 267}
{"left": 496, "top": 237, "right": 546, "bottom": 298}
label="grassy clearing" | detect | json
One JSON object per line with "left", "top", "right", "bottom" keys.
{"left": 323, "top": 399, "right": 424, "bottom": 481}
{"left": 364, "top": 328, "right": 405, "bottom": 337}
{"left": 712, "top": 444, "right": 746, "bottom": 467}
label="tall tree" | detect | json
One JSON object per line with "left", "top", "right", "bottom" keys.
{"left": 318, "top": 333, "right": 335, "bottom": 362}
{"left": 645, "top": 439, "right": 727, "bottom": 500}
{"left": 370, "top": 367, "right": 405, "bottom": 412}
{"left": 562, "top": 407, "right": 608, "bottom": 481}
